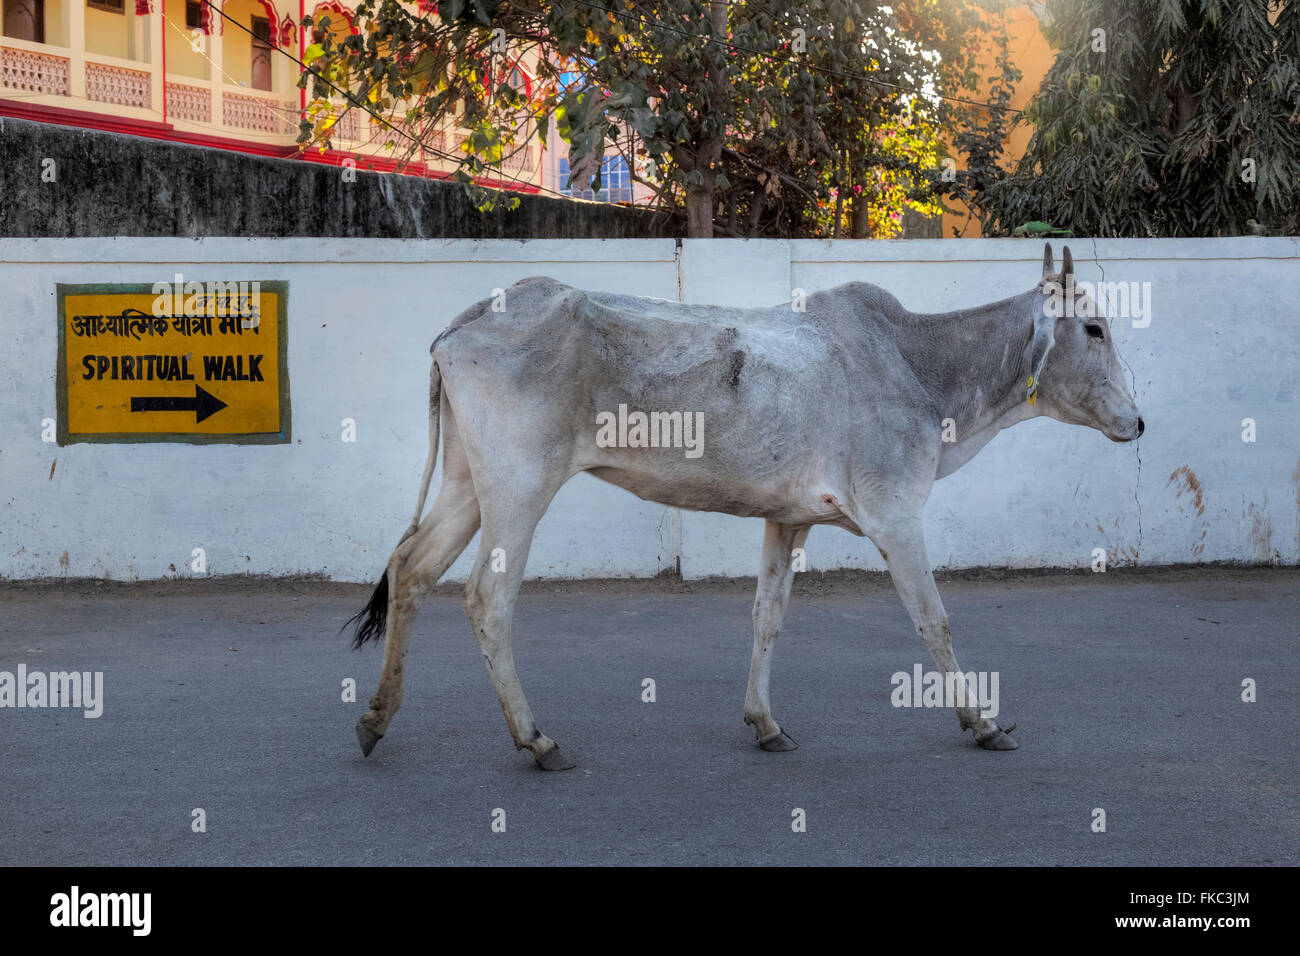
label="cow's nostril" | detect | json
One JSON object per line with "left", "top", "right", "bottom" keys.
{"left": 1137, "top": 417, "right": 1145, "bottom": 436}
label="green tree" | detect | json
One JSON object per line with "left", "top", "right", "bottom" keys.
{"left": 979, "top": 0, "right": 1300, "bottom": 237}
{"left": 934, "top": 6, "right": 1021, "bottom": 237}
{"left": 300, "top": 1, "right": 1011, "bottom": 237}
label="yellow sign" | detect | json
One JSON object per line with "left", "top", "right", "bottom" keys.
{"left": 57, "top": 281, "right": 289, "bottom": 444}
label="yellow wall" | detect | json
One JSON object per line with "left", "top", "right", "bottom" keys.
{"left": 163, "top": 0, "right": 208, "bottom": 80}
{"left": 221, "top": 0, "right": 260, "bottom": 89}
{"left": 44, "top": 0, "right": 67, "bottom": 46}
{"left": 942, "top": 4, "right": 1054, "bottom": 238}
{"left": 85, "top": 6, "right": 129, "bottom": 59}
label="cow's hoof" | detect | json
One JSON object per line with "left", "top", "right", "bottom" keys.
{"left": 974, "top": 724, "right": 1019, "bottom": 751}
{"left": 758, "top": 730, "right": 799, "bottom": 752}
{"left": 534, "top": 745, "right": 576, "bottom": 772}
{"left": 356, "top": 720, "right": 383, "bottom": 757}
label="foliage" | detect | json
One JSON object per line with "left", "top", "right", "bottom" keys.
{"left": 979, "top": 0, "right": 1300, "bottom": 237}
{"left": 299, "top": 1, "right": 1018, "bottom": 237}
{"left": 935, "top": 6, "right": 1021, "bottom": 237}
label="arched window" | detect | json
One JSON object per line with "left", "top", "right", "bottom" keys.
{"left": 492, "top": 62, "right": 530, "bottom": 97}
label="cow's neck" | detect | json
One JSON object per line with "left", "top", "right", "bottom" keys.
{"left": 927, "top": 288, "right": 1040, "bottom": 480}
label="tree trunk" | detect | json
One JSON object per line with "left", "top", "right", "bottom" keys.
{"left": 850, "top": 196, "right": 871, "bottom": 238}
{"left": 679, "top": 0, "right": 729, "bottom": 239}
{"left": 747, "top": 191, "right": 766, "bottom": 236}
{"left": 677, "top": 150, "right": 716, "bottom": 238}
{"left": 833, "top": 153, "right": 846, "bottom": 238}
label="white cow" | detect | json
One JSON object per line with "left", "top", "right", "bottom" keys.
{"left": 347, "top": 244, "right": 1143, "bottom": 769}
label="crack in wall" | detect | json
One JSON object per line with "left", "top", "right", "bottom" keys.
{"left": 1093, "top": 235, "right": 1143, "bottom": 563}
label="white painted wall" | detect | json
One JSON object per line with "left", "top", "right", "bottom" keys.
{"left": 2, "top": 236, "right": 1297, "bottom": 581}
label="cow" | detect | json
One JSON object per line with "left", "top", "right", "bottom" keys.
{"left": 346, "top": 244, "right": 1143, "bottom": 769}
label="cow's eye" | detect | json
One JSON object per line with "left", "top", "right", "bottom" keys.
{"left": 1085, "top": 323, "right": 1105, "bottom": 340}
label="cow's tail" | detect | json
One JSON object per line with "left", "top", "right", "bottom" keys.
{"left": 345, "top": 358, "right": 443, "bottom": 650}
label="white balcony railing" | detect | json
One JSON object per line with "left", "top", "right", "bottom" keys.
{"left": 0, "top": 42, "right": 541, "bottom": 189}
{"left": 503, "top": 145, "right": 534, "bottom": 173}
{"left": 336, "top": 109, "right": 360, "bottom": 143}
{"left": 222, "top": 90, "right": 299, "bottom": 135}
{"left": 85, "top": 61, "right": 150, "bottom": 108}
{"left": 166, "top": 82, "right": 211, "bottom": 124}
{"left": 0, "top": 46, "right": 70, "bottom": 96}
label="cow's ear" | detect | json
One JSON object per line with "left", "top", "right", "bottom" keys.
{"left": 1062, "top": 245, "right": 1074, "bottom": 279}
{"left": 1042, "top": 243, "right": 1055, "bottom": 281}
{"left": 1028, "top": 308, "right": 1057, "bottom": 405}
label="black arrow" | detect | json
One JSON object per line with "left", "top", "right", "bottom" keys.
{"left": 130, "top": 385, "right": 228, "bottom": 424}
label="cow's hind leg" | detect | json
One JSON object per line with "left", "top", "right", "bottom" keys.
{"left": 463, "top": 485, "right": 573, "bottom": 771}
{"left": 745, "top": 521, "right": 811, "bottom": 752}
{"left": 356, "top": 474, "right": 481, "bottom": 756}
{"left": 876, "top": 517, "right": 1018, "bottom": 751}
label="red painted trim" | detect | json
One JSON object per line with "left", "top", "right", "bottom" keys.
{"left": 299, "top": 0, "right": 306, "bottom": 115}
{"left": 168, "top": 128, "right": 305, "bottom": 157}
{"left": 161, "top": 12, "right": 168, "bottom": 124}
{"left": 278, "top": 14, "right": 296, "bottom": 49}
{"left": 0, "top": 96, "right": 541, "bottom": 193}
{"left": 254, "top": 0, "right": 280, "bottom": 46}
{"left": 0, "top": 98, "right": 177, "bottom": 138}
{"left": 311, "top": 1, "right": 358, "bottom": 35}
{"left": 200, "top": 0, "right": 224, "bottom": 37}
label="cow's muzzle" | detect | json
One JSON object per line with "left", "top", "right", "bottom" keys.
{"left": 1106, "top": 414, "right": 1144, "bottom": 442}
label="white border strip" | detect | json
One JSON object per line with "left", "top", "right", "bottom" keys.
{"left": 790, "top": 236, "right": 1300, "bottom": 262}
{"left": 0, "top": 237, "right": 682, "bottom": 264}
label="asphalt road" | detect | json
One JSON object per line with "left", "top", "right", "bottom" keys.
{"left": 1, "top": 570, "right": 1295, "bottom": 866}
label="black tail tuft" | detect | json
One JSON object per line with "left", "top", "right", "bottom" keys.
{"left": 343, "top": 571, "right": 389, "bottom": 649}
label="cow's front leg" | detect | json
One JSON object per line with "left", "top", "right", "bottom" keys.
{"left": 744, "top": 522, "right": 811, "bottom": 752}
{"left": 876, "top": 517, "right": 1018, "bottom": 750}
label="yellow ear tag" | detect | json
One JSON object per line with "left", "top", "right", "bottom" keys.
{"left": 1026, "top": 376, "right": 1037, "bottom": 406}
